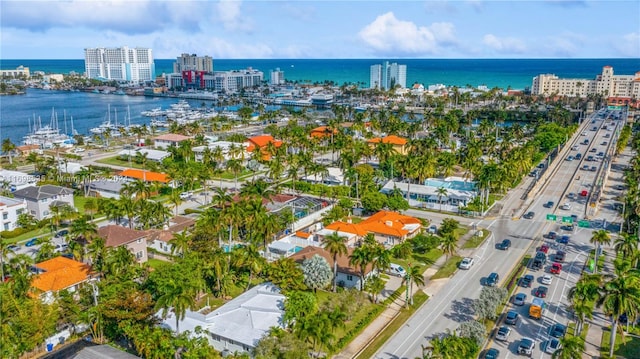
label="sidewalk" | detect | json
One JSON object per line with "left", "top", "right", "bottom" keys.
{"left": 334, "top": 230, "right": 477, "bottom": 359}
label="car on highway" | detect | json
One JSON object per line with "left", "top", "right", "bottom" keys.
{"left": 575, "top": 153, "right": 582, "bottom": 160}
{"left": 561, "top": 224, "right": 575, "bottom": 231}
{"left": 550, "top": 262, "right": 562, "bottom": 274}
{"left": 533, "top": 252, "right": 547, "bottom": 271}
{"left": 558, "top": 235, "right": 570, "bottom": 244}
{"left": 534, "top": 286, "right": 548, "bottom": 298}
{"left": 560, "top": 203, "right": 571, "bottom": 210}
{"left": 523, "top": 211, "right": 535, "bottom": 219}
{"left": 459, "top": 257, "right": 474, "bottom": 270}
{"left": 566, "top": 155, "right": 574, "bottom": 161}
{"left": 580, "top": 190, "right": 589, "bottom": 197}
{"left": 518, "top": 337, "right": 536, "bottom": 357}
{"left": 520, "top": 274, "right": 534, "bottom": 288}
{"left": 598, "top": 151, "right": 605, "bottom": 157}
{"left": 486, "top": 272, "right": 499, "bottom": 287}
{"left": 555, "top": 251, "right": 566, "bottom": 262}
{"left": 546, "top": 231, "right": 557, "bottom": 240}
{"left": 615, "top": 184, "right": 625, "bottom": 190}
{"left": 539, "top": 245, "right": 550, "bottom": 254}
{"left": 543, "top": 201, "right": 555, "bottom": 208}
{"left": 25, "top": 238, "right": 38, "bottom": 247}
{"left": 567, "top": 192, "right": 577, "bottom": 200}
{"left": 495, "top": 326, "right": 511, "bottom": 341}
{"left": 550, "top": 323, "right": 567, "bottom": 338}
{"left": 581, "top": 164, "right": 590, "bottom": 170}
{"left": 601, "top": 141, "right": 608, "bottom": 145}
{"left": 483, "top": 348, "right": 500, "bottom": 359}
{"left": 591, "top": 165, "right": 598, "bottom": 172}
{"left": 497, "top": 239, "right": 511, "bottom": 250}
{"left": 505, "top": 310, "right": 519, "bottom": 325}
{"left": 513, "top": 293, "right": 527, "bottom": 306}
{"left": 590, "top": 147, "right": 597, "bottom": 153}
{"left": 541, "top": 274, "right": 553, "bottom": 285}
{"left": 545, "top": 338, "right": 561, "bottom": 354}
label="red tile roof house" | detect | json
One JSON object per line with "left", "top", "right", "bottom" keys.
{"left": 98, "top": 225, "right": 150, "bottom": 263}
{"left": 152, "top": 133, "right": 193, "bottom": 150}
{"left": 244, "top": 135, "right": 283, "bottom": 161}
{"left": 30, "top": 256, "right": 94, "bottom": 304}
{"left": 147, "top": 216, "right": 196, "bottom": 255}
{"left": 290, "top": 246, "right": 375, "bottom": 289}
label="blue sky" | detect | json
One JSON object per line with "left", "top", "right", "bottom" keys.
{"left": 1, "top": 0, "right": 639, "bottom": 59}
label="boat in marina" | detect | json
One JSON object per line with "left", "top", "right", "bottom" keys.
{"left": 22, "top": 108, "right": 74, "bottom": 148}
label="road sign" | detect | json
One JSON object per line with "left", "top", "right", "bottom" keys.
{"left": 546, "top": 214, "right": 557, "bottom": 221}
{"left": 562, "top": 216, "right": 573, "bottom": 223}
{"left": 578, "top": 220, "right": 590, "bottom": 228}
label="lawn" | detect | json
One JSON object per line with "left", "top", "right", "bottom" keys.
{"left": 146, "top": 258, "right": 170, "bottom": 270}
{"left": 462, "top": 229, "right": 491, "bottom": 249}
{"left": 412, "top": 248, "right": 444, "bottom": 268}
{"left": 3, "top": 226, "right": 52, "bottom": 244}
{"left": 600, "top": 327, "right": 640, "bottom": 358}
{"left": 355, "top": 291, "right": 429, "bottom": 359}
{"left": 95, "top": 156, "right": 144, "bottom": 169}
{"left": 430, "top": 255, "right": 463, "bottom": 280}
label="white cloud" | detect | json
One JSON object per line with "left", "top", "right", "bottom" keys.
{"left": 615, "top": 32, "right": 640, "bottom": 57}
{"left": 216, "top": 0, "right": 252, "bottom": 32}
{"left": 358, "top": 12, "right": 457, "bottom": 56}
{"left": 482, "top": 34, "right": 526, "bottom": 54}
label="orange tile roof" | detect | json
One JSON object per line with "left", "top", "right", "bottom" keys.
{"left": 32, "top": 257, "right": 92, "bottom": 293}
{"left": 119, "top": 169, "right": 169, "bottom": 183}
{"left": 325, "top": 221, "right": 369, "bottom": 236}
{"left": 295, "top": 231, "right": 311, "bottom": 239}
{"left": 154, "top": 133, "right": 192, "bottom": 142}
{"left": 359, "top": 210, "right": 421, "bottom": 237}
{"left": 310, "top": 126, "right": 338, "bottom": 138}
{"left": 367, "top": 135, "right": 408, "bottom": 146}
{"left": 246, "top": 135, "right": 283, "bottom": 154}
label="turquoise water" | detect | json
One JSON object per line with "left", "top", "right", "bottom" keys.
{"left": 424, "top": 179, "right": 477, "bottom": 191}
{"left": 294, "top": 246, "right": 304, "bottom": 253}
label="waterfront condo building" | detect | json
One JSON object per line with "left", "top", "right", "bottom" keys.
{"left": 370, "top": 61, "right": 407, "bottom": 90}
{"left": 214, "top": 67, "right": 264, "bottom": 93}
{"left": 173, "top": 53, "right": 214, "bottom": 73}
{"left": 532, "top": 66, "right": 640, "bottom": 99}
{"left": 84, "top": 46, "right": 156, "bottom": 83}
{"left": 270, "top": 68, "right": 285, "bottom": 85}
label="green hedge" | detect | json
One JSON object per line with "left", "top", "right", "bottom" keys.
{"left": 0, "top": 227, "right": 30, "bottom": 238}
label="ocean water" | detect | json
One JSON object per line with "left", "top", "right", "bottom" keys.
{"left": 1, "top": 58, "right": 639, "bottom": 146}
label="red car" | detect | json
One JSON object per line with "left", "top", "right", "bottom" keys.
{"left": 550, "top": 262, "right": 562, "bottom": 274}
{"left": 539, "top": 245, "right": 550, "bottom": 254}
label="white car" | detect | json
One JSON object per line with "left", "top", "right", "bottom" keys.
{"left": 541, "top": 274, "right": 553, "bottom": 285}
{"left": 179, "top": 191, "right": 193, "bottom": 200}
{"left": 495, "top": 326, "right": 511, "bottom": 341}
{"left": 560, "top": 203, "right": 571, "bottom": 210}
{"left": 459, "top": 257, "right": 474, "bottom": 270}
{"left": 545, "top": 338, "right": 561, "bottom": 354}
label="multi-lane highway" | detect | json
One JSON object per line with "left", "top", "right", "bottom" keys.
{"left": 375, "top": 108, "right": 628, "bottom": 359}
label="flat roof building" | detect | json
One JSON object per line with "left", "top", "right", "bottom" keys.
{"left": 532, "top": 66, "right": 640, "bottom": 99}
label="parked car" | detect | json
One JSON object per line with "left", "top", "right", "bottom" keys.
{"left": 459, "top": 257, "right": 474, "bottom": 270}
{"left": 387, "top": 263, "right": 406, "bottom": 277}
{"left": 505, "top": 310, "right": 519, "bottom": 325}
{"left": 7, "top": 244, "right": 20, "bottom": 251}
{"left": 545, "top": 338, "right": 561, "bottom": 354}
{"left": 550, "top": 262, "right": 562, "bottom": 274}
{"left": 513, "top": 293, "right": 527, "bottom": 306}
{"left": 25, "top": 238, "right": 38, "bottom": 247}
{"left": 541, "top": 274, "right": 553, "bottom": 285}
{"left": 54, "top": 229, "right": 69, "bottom": 238}
{"left": 523, "top": 211, "right": 535, "bottom": 219}
{"left": 179, "top": 191, "right": 194, "bottom": 200}
{"left": 486, "top": 272, "right": 499, "bottom": 287}
{"left": 550, "top": 323, "right": 567, "bottom": 338}
{"left": 484, "top": 348, "right": 500, "bottom": 359}
{"left": 497, "top": 239, "right": 512, "bottom": 250}
{"left": 428, "top": 225, "right": 438, "bottom": 234}
{"left": 495, "top": 326, "right": 512, "bottom": 341}
{"left": 520, "top": 274, "right": 534, "bottom": 288}
{"left": 534, "top": 286, "right": 548, "bottom": 298}
{"left": 518, "top": 337, "right": 536, "bottom": 356}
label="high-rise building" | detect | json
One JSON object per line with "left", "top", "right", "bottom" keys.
{"left": 532, "top": 66, "right": 640, "bottom": 99}
{"left": 173, "top": 53, "right": 214, "bottom": 73}
{"left": 214, "top": 68, "right": 264, "bottom": 93}
{"left": 270, "top": 68, "right": 285, "bottom": 85}
{"left": 370, "top": 61, "right": 407, "bottom": 90}
{"left": 84, "top": 46, "right": 155, "bottom": 83}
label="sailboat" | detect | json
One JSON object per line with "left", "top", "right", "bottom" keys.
{"left": 89, "top": 105, "right": 119, "bottom": 135}
{"left": 22, "top": 108, "right": 73, "bottom": 148}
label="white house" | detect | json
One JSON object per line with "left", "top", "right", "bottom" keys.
{"left": 147, "top": 216, "right": 196, "bottom": 255}
{"left": 0, "top": 169, "right": 39, "bottom": 192}
{"left": 192, "top": 141, "right": 249, "bottom": 163}
{"left": 117, "top": 148, "right": 171, "bottom": 163}
{"left": 12, "top": 185, "right": 75, "bottom": 220}
{"left": 0, "top": 196, "right": 28, "bottom": 231}
{"left": 152, "top": 133, "right": 192, "bottom": 150}
{"left": 161, "top": 283, "right": 285, "bottom": 355}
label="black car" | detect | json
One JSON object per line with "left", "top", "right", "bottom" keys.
{"left": 546, "top": 231, "right": 558, "bottom": 240}
{"left": 550, "top": 323, "right": 567, "bottom": 338}
{"left": 523, "top": 211, "right": 535, "bottom": 219}
{"left": 484, "top": 348, "right": 500, "bottom": 359}
{"left": 543, "top": 201, "right": 554, "bottom": 208}
{"left": 505, "top": 310, "right": 519, "bottom": 325}
{"left": 555, "top": 251, "right": 566, "bottom": 262}
{"left": 497, "top": 239, "right": 512, "bottom": 250}
{"left": 520, "top": 274, "right": 534, "bottom": 288}
{"left": 534, "top": 286, "right": 548, "bottom": 298}
{"left": 486, "top": 272, "right": 499, "bottom": 287}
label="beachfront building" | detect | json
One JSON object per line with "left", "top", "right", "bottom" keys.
{"left": 84, "top": 46, "right": 156, "bottom": 83}
{"left": 370, "top": 61, "right": 407, "bottom": 90}
{"left": 214, "top": 68, "right": 264, "bottom": 93}
{"left": 532, "top": 66, "right": 640, "bottom": 99}
{"left": 12, "top": 185, "right": 75, "bottom": 220}
{"left": 0, "top": 196, "right": 27, "bottom": 231}
{"left": 173, "top": 53, "right": 214, "bottom": 73}
{"left": 270, "top": 68, "right": 285, "bottom": 85}
{"left": 0, "top": 65, "right": 30, "bottom": 78}
{"left": 161, "top": 283, "right": 285, "bottom": 355}
{"left": 381, "top": 177, "right": 477, "bottom": 213}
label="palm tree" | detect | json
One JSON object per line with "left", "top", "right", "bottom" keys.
{"left": 614, "top": 233, "right": 638, "bottom": 259}
{"left": 568, "top": 273, "right": 602, "bottom": 335}
{"left": 552, "top": 335, "right": 585, "bottom": 359}
{"left": 590, "top": 229, "right": 612, "bottom": 274}
{"left": 349, "top": 246, "right": 372, "bottom": 291}
{"left": 169, "top": 231, "right": 191, "bottom": 258}
{"left": 403, "top": 263, "right": 425, "bottom": 307}
{"left": 440, "top": 233, "right": 458, "bottom": 260}
{"left": 2, "top": 138, "right": 16, "bottom": 165}
{"left": 155, "top": 280, "right": 196, "bottom": 334}
{"left": 323, "top": 232, "right": 347, "bottom": 292}
{"left": 436, "top": 187, "right": 448, "bottom": 212}
{"left": 0, "top": 241, "right": 16, "bottom": 282}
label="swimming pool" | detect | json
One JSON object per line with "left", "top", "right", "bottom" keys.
{"left": 293, "top": 246, "right": 304, "bottom": 253}
{"left": 424, "top": 178, "right": 476, "bottom": 191}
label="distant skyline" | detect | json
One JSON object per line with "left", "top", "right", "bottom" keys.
{"left": 1, "top": 0, "right": 639, "bottom": 60}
